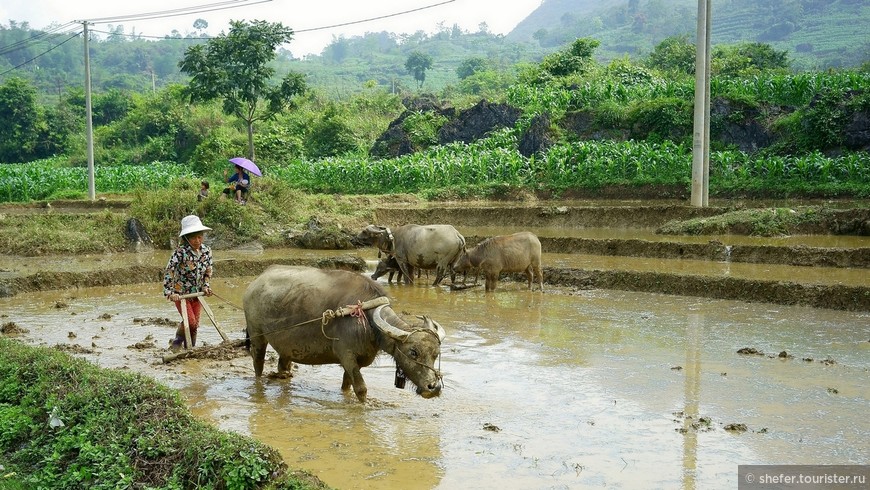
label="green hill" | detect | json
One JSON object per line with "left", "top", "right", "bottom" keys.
{"left": 508, "top": 0, "right": 870, "bottom": 70}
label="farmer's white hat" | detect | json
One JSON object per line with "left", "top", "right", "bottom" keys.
{"left": 179, "top": 215, "right": 212, "bottom": 237}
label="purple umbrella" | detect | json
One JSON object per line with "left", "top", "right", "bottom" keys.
{"left": 228, "top": 157, "right": 262, "bottom": 177}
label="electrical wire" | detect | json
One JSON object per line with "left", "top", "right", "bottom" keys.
{"left": 81, "top": 0, "right": 457, "bottom": 40}
{"left": 295, "top": 0, "right": 456, "bottom": 33}
{"left": 0, "top": 22, "right": 78, "bottom": 55}
{"left": 0, "top": 0, "right": 459, "bottom": 73}
{"left": 80, "top": 0, "right": 271, "bottom": 24}
{"left": 0, "top": 31, "right": 82, "bottom": 76}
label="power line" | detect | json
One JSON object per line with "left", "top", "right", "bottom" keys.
{"left": 0, "top": 31, "right": 82, "bottom": 77}
{"left": 80, "top": 0, "right": 272, "bottom": 24}
{"left": 0, "top": 22, "right": 78, "bottom": 55}
{"left": 81, "top": 0, "right": 458, "bottom": 40}
{"left": 295, "top": 0, "right": 456, "bottom": 33}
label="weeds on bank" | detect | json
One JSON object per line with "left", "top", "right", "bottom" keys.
{"left": 0, "top": 338, "right": 329, "bottom": 490}
{"left": 657, "top": 207, "right": 836, "bottom": 236}
{"left": 0, "top": 210, "right": 127, "bottom": 256}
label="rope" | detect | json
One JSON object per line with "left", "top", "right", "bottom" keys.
{"left": 210, "top": 291, "right": 244, "bottom": 311}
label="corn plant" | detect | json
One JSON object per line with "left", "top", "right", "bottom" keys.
{"left": 0, "top": 160, "right": 194, "bottom": 202}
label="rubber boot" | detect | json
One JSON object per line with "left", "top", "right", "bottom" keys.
{"left": 169, "top": 334, "right": 185, "bottom": 352}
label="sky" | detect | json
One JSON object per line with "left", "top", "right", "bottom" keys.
{"left": 0, "top": 0, "right": 544, "bottom": 57}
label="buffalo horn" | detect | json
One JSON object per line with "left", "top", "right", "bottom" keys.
{"left": 372, "top": 305, "right": 411, "bottom": 342}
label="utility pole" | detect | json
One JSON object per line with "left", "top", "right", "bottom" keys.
{"left": 83, "top": 21, "right": 96, "bottom": 201}
{"left": 704, "top": 0, "right": 711, "bottom": 206}
{"left": 691, "top": 0, "right": 711, "bottom": 207}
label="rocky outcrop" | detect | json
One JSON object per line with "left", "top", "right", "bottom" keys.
{"left": 438, "top": 100, "right": 521, "bottom": 145}
{"left": 711, "top": 97, "right": 780, "bottom": 152}
{"left": 370, "top": 95, "right": 455, "bottom": 159}
{"left": 518, "top": 113, "right": 555, "bottom": 157}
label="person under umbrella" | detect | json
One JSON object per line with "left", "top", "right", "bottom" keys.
{"left": 223, "top": 164, "right": 251, "bottom": 204}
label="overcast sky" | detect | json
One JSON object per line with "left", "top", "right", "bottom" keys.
{"left": 0, "top": 0, "right": 543, "bottom": 57}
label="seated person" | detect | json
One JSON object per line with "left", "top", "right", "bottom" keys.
{"left": 222, "top": 165, "right": 250, "bottom": 203}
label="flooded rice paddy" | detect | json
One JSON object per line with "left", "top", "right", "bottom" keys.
{"left": 2, "top": 259, "right": 868, "bottom": 489}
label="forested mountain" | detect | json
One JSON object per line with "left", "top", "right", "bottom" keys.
{"left": 1, "top": 0, "right": 867, "bottom": 101}
{"left": 510, "top": 0, "right": 870, "bottom": 70}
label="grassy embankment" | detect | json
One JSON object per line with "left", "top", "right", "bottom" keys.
{"left": 0, "top": 337, "right": 330, "bottom": 489}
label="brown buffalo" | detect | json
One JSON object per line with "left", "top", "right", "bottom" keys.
{"left": 243, "top": 265, "right": 446, "bottom": 402}
{"left": 454, "top": 231, "right": 544, "bottom": 292}
{"left": 356, "top": 224, "right": 465, "bottom": 286}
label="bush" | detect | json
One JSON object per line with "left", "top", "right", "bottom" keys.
{"left": 626, "top": 97, "right": 692, "bottom": 142}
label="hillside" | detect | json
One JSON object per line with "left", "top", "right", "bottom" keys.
{"left": 508, "top": 0, "right": 870, "bottom": 69}
{"left": 1, "top": 1, "right": 868, "bottom": 100}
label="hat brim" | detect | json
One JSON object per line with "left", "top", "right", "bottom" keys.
{"left": 179, "top": 224, "right": 212, "bottom": 237}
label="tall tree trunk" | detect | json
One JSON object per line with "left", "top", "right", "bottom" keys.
{"left": 247, "top": 121, "right": 255, "bottom": 160}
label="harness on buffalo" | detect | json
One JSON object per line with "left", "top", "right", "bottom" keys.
{"left": 377, "top": 227, "right": 394, "bottom": 258}
{"left": 320, "top": 296, "right": 390, "bottom": 340}
{"left": 320, "top": 295, "right": 444, "bottom": 389}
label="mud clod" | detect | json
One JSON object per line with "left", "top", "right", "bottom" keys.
{"left": 737, "top": 347, "right": 763, "bottom": 355}
{"left": 724, "top": 423, "right": 748, "bottom": 433}
{"left": 133, "top": 317, "right": 177, "bottom": 327}
{"left": 1, "top": 321, "right": 28, "bottom": 334}
{"left": 483, "top": 423, "right": 501, "bottom": 432}
{"left": 53, "top": 344, "right": 94, "bottom": 354}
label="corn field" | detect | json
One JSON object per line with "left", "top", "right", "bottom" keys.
{"left": 0, "top": 159, "right": 194, "bottom": 203}
{"left": 270, "top": 136, "right": 869, "bottom": 196}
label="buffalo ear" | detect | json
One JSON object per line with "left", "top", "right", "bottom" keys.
{"left": 417, "top": 315, "right": 446, "bottom": 343}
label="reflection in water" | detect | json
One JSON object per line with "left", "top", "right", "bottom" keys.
{"left": 1, "top": 276, "right": 868, "bottom": 489}
{"left": 682, "top": 314, "right": 702, "bottom": 490}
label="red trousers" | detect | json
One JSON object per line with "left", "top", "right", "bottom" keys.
{"left": 173, "top": 298, "right": 202, "bottom": 337}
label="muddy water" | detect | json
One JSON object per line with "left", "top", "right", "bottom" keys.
{"left": 461, "top": 225, "right": 870, "bottom": 249}
{"left": 2, "top": 268, "right": 868, "bottom": 489}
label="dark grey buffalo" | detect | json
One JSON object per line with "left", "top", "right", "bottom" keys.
{"left": 243, "top": 265, "right": 446, "bottom": 402}
{"left": 371, "top": 255, "right": 404, "bottom": 284}
{"left": 454, "top": 231, "right": 544, "bottom": 292}
{"left": 356, "top": 224, "right": 465, "bottom": 286}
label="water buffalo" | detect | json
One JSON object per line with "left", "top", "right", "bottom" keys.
{"left": 371, "top": 256, "right": 431, "bottom": 284}
{"left": 454, "top": 231, "right": 544, "bottom": 292}
{"left": 356, "top": 224, "right": 466, "bottom": 286}
{"left": 371, "top": 255, "right": 404, "bottom": 284}
{"left": 243, "top": 265, "right": 446, "bottom": 402}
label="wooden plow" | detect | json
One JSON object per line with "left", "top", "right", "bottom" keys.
{"left": 162, "top": 292, "right": 240, "bottom": 364}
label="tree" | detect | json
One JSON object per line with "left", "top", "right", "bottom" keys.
{"left": 538, "top": 37, "right": 600, "bottom": 78}
{"left": 405, "top": 50, "right": 433, "bottom": 90}
{"left": 713, "top": 42, "right": 790, "bottom": 77}
{"left": 456, "top": 56, "right": 488, "bottom": 80}
{"left": 645, "top": 35, "right": 696, "bottom": 75}
{"left": 0, "top": 77, "right": 40, "bottom": 162}
{"left": 178, "top": 20, "right": 307, "bottom": 160}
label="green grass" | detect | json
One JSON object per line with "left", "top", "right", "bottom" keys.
{"left": 0, "top": 338, "right": 330, "bottom": 490}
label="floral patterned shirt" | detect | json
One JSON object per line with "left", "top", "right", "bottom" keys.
{"left": 163, "top": 243, "right": 213, "bottom": 297}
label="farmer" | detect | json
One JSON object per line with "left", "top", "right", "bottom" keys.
{"left": 163, "top": 215, "right": 214, "bottom": 350}
{"left": 223, "top": 164, "right": 250, "bottom": 204}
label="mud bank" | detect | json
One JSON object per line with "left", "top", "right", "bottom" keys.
{"left": 3, "top": 255, "right": 869, "bottom": 311}
{"left": 465, "top": 235, "right": 870, "bottom": 269}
